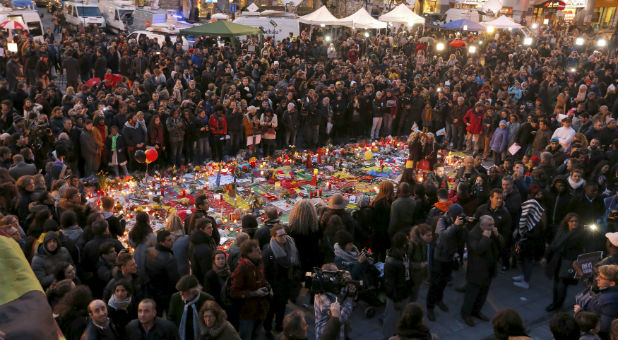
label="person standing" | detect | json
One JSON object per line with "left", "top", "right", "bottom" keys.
{"left": 145, "top": 230, "right": 180, "bottom": 316}
{"left": 262, "top": 225, "right": 301, "bottom": 335}
{"left": 383, "top": 232, "right": 411, "bottom": 339}
{"left": 426, "top": 204, "right": 466, "bottom": 321}
{"left": 168, "top": 275, "right": 215, "bottom": 340}
{"left": 80, "top": 119, "right": 99, "bottom": 178}
{"left": 229, "top": 240, "right": 271, "bottom": 340}
{"left": 209, "top": 105, "right": 227, "bottom": 162}
{"left": 461, "top": 216, "right": 504, "bottom": 327}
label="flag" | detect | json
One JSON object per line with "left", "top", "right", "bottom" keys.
{"left": 411, "top": 122, "right": 419, "bottom": 132}
{"left": 0, "top": 231, "right": 58, "bottom": 339}
{"left": 215, "top": 166, "right": 221, "bottom": 187}
{"left": 436, "top": 128, "right": 446, "bottom": 136}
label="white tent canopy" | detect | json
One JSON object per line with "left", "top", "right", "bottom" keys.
{"left": 482, "top": 15, "right": 522, "bottom": 29}
{"left": 299, "top": 6, "right": 351, "bottom": 26}
{"left": 378, "top": 4, "right": 425, "bottom": 25}
{"left": 342, "top": 7, "right": 387, "bottom": 29}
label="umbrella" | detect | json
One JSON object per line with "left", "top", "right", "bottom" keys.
{"left": 419, "top": 36, "right": 434, "bottom": 44}
{"left": 449, "top": 39, "right": 466, "bottom": 47}
{"left": 0, "top": 21, "right": 25, "bottom": 30}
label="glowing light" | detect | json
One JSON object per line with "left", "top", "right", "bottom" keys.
{"left": 7, "top": 43, "right": 17, "bottom": 53}
{"left": 597, "top": 39, "right": 607, "bottom": 47}
{"left": 543, "top": 18, "right": 549, "bottom": 25}
{"left": 463, "top": 25, "right": 468, "bottom": 31}
{"left": 531, "top": 23, "right": 538, "bottom": 29}
{"left": 575, "top": 37, "right": 584, "bottom": 46}
{"left": 320, "top": 24, "right": 325, "bottom": 27}
{"left": 436, "top": 42, "right": 445, "bottom": 51}
{"left": 486, "top": 25, "right": 495, "bottom": 33}
{"left": 364, "top": 32, "right": 369, "bottom": 38}
{"left": 468, "top": 45, "right": 476, "bottom": 54}
{"left": 325, "top": 35, "right": 331, "bottom": 42}
{"left": 523, "top": 37, "right": 533, "bottom": 46}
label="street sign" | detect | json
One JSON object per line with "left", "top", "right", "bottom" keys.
{"left": 230, "top": 2, "right": 236, "bottom": 12}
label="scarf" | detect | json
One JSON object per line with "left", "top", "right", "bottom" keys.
{"left": 108, "top": 294, "right": 132, "bottom": 311}
{"left": 179, "top": 292, "right": 200, "bottom": 340}
{"left": 269, "top": 236, "right": 299, "bottom": 268}
{"left": 111, "top": 134, "right": 119, "bottom": 151}
{"left": 568, "top": 176, "right": 585, "bottom": 190}
{"left": 333, "top": 243, "right": 360, "bottom": 263}
{"left": 518, "top": 199, "right": 544, "bottom": 238}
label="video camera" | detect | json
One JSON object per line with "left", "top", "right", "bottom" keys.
{"left": 307, "top": 268, "right": 363, "bottom": 300}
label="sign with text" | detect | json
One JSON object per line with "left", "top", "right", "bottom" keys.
{"left": 576, "top": 251, "right": 604, "bottom": 276}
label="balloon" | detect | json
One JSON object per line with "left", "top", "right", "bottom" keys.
{"left": 135, "top": 150, "right": 146, "bottom": 164}
{"left": 145, "top": 148, "right": 158, "bottom": 164}
{"left": 364, "top": 150, "right": 373, "bottom": 161}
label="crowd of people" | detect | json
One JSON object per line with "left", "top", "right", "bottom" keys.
{"left": 1, "top": 6, "right": 618, "bottom": 340}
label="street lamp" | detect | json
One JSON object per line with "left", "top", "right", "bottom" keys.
{"left": 597, "top": 38, "right": 607, "bottom": 47}
{"left": 575, "top": 37, "right": 585, "bottom": 46}
{"left": 468, "top": 45, "right": 476, "bottom": 54}
{"left": 486, "top": 25, "right": 495, "bottom": 34}
{"left": 436, "top": 42, "right": 445, "bottom": 51}
{"left": 523, "top": 37, "right": 533, "bottom": 46}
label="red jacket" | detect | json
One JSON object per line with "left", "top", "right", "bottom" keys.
{"left": 230, "top": 257, "right": 270, "bottom": 320}
{"left": 463, "top": 108, "right": 484, "bottom": 134}
{"left": 209, "top": 114, "right": 227, "bottom": 135}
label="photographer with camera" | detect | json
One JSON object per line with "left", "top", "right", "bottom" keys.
{"left": 461, "top": 215, "right": 504, "bottom": 327}
{"left": 426, "top": 203, "right": 467, "bottom": 322}
{"left": 475, "top": 189, "right": 513, "bottom": 272}
{"left": 313, "top": 263, "right": 355, "bottom": 340}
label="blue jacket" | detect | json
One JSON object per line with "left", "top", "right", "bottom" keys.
{"left": 490, "top": 127, "right": 509, "bottom": 152}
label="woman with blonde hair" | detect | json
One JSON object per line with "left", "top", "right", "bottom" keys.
{"left": 165, "top": 214, "right": 184, "bottom": 242}
{"left": 288, "top": 199, "right": 320, "bottom": 275}
{"left": 372, "top": 181, "right": 395, "bottom": 261}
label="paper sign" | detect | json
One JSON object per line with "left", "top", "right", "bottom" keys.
{"left": 247, "top": 134, "right": 262, "bottom": 146}
{"left": 508, "top": 143, "right": 521, "bottom": 155}
{"left": 576, "top": 251, "right": 604, "bottom": 276}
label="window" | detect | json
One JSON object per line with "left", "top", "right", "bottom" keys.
{"left": 6, "top": 15, "right": 25, "bottom": 25}
{"left": 27, "top": 21, "right": 42, "bottom": 37}
{"left": 76, "top": 6, "right": 101, "bottom": 17}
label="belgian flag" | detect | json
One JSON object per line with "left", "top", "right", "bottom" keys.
{"left": 0, "top": 231, "right": 59, "bottom": 340}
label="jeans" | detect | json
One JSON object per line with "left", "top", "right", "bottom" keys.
{"left": 383, "top": 297, "right": 408, "bottom": 339}
{"left": 229, "top": 132, "right": 242, "bottom": 156}
{"left": 196, "top": 137, "right": 210, "bottom": 164}
{"left": 264, "top": 291, "right": 287, "bottom": 332}
{"left": 461, "top": 282, "right": 491, "bottom": 316}
{"left": 284, "top": 128, "right": 297, "bottom": 147}
{"left": 169, "top": 140, "right": 183, "bottom": 166}
{"left": 238, "top": 319, "right": 263, "bottom": 340}
{"left": 382, "top": 113, "right": 393, "bottom": 137}
{"left": 183, "top": 139, "right": 195, "bottom": 164}
{"left": 371, "top": 117, "right": 383, "bottom": 140}
{"left": 521, "top": 257, "right": 534, "bottom": 283}
{"left": 426, "top": 260, "right": 453, "bottom": 310}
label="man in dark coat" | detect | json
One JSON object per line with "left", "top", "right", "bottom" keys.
{"left": 474, "top": 188, "right": 512, "bottom": 266}
{"left": 461, "top": 215, "right": 503, "bottom": 327}
{"left": 81, "top": 300, "right": 119, "bottom": 340}
{"left": 388, "top": 182, "right": 416, "bottom": 237}
{"left": 125, "top": 299, "right": 178, "bottom": 340}
{"left": 183, "top": 194, "right": 220, "bottom": 244}
{"left": 63, "top": 52, "right": 80, "bottom": 89}
{"left": 145, "top": 231, "right": 180, "bottom": 316}
{"left": 168, "top": 275, "right": 215, "bottom": 340}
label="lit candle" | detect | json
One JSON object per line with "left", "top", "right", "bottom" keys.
{"left": 319, "top": 188, "right": 322, "bottom": 196}
{"left": 182, "top": 189, "right": 186, "bottom": 196}
{"left": 314, "top": 169, "right": 318, "bottom": 175}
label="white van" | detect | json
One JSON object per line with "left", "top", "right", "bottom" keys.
{"left": 63, "top": 1, "right": 106, "bottom": 28}
{"left": 0, "top": 7, "right": 44, "bottom": 41}
{"left": 99, "top": 0, "right": 134, "bottom": 33}
{"left": 127, "top": 26, "right": 190, "bottom": 50}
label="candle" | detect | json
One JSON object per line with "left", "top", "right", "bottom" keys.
{"left": 314, "top": 168, "right": 318, "bottom": 175}
{"left": 328, "top": 182, "right": 332, "bottom": 190}
{"left": 161, "top": 188, "right": 165, "bottom": 196}
{"left": 317, "top": 148, "right": 322, "bottom": 164}
{"left": 310, "top": 191, "right": 313, "bottom": 199}
{"left": 182, "top": 189, "right": 186, "bottom": 196}
{"left": 319, "top": 188, "right": 323, "bottom": 196}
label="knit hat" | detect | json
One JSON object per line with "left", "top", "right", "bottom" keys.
{"left": 606, "top": 232, "right": 618, "bottom": 248}
{"left": 550, "top": 137, "right": 559, "bottom": 143}
{"left": 175, "top": 275, "right": 199, "bottom": 292}
{"left": 499, "top": 120, "right": 507, "bottom": 126}
{"left": 446, "top": 204, "right": 464, "bottom": 218}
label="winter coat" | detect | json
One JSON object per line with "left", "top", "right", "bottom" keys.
{"left": 229, "top": 257, "right": 270, "bottom": 320}
{"left": 124, "top": 318, "right": 179, "bottom": 340}
{"left": 148, "top": 123, "right": 165, "bottom": 147}
{"left": 583, "top": 286, "right": 618, "bottom": 337}
{"left": 122, "top": 121, "right": 146, "bottom": 148}
{"left": 433, "top": 216, "right": 465, "bottom": 263}
{"left": 209, "top": 114, "right": 227, "bottom": 136}
{"left": 145, "top": 244, "right": 180, "bottom": 304}
{"left": 532, "top": 128, "right": 553, "bottom": 154}
{"left": 198, "top": 320, "right": 240, "bottom": 340}
{"left": 465, "top": 225, "right": 504, "bottom": 285}
{"left": 388, "top": 195, "right": 416, "bottom": 237}
{"left": 31, "top": 240, "right": 73, "bottom": 289}
{"left": 166, "top": 116, "right": 186, "bottom": 143}
{"left": 489, "top": 127, "right": 509, "bottom": 153}
{"left": 104, "top": 133, "right": 127, "bottom": 165}
{"left": 168, "top": 291, "right": 214, "bottom": 331}
{"left": 463, "top": 109, "right": 483, "bottom": 134}
{"left": 190, "top": 230, "right": 217, "bottom": 286}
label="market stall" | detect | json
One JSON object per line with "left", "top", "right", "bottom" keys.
{"left": 378, "top": 4, "right": 425, "bottom": 26}
{"left": 341, "top": 7, "right": 387, "bottom": 29}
